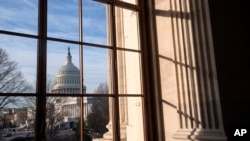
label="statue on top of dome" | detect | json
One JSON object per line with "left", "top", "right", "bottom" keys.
{"left": 68, "top": 47, "right": 71, "bottom": 56}
{"left": 66, "top": 47, "right": 72, "bottom": 64}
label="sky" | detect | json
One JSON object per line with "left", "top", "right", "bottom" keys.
{"left": 0, "top": 0, "right": 108, "bottom": 93}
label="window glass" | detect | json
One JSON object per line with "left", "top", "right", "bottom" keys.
{"left": 115, "top": 7, "right": 140, "bottom": 50}
{"left": 46, "top": 96, "right": 80, "bottom": 141}
{"left": 83, "top": 46, "right": 109, "bottom": 94}
{"left": 119, "top": 97, "right": 144, "bottom": 141}
{"left": 47, "top": 41, "right": 79, "bottom": 94}
{"left": 0, "top": 35, "right": 37, "bottom": 93}
{"left": 83, "top": 0, "right": 108, "bottom": 45}
{"left": 117, "top": 51, "right": 142, "bottom": 94}
{"left": 0, "top": 1, "right": 146, "bottom": 141}
{"left": 84, "top": 96, "right": 110, "bottom": 139}
{"left": 48, "top": 0, "right": 79, "bottom": 41}
{"left": 0, "top": 96, "right": 36, "bottom": 140}
{"left": 0, "top": 0, "right": 38, "bottom": 35}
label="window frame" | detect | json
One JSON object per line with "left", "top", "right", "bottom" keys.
{"left": 0, "top": 0, "right": 162, "bottom": 141}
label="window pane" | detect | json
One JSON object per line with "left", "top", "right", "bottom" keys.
{"left": 0, "top": 96, "right": 36, "bottom": 140}
{"left": 0, "top": 0, "right": 38, "bottom": 35}
{"left": 84, "top": 96, "right": 110, "bottom": 140}
{"left": 115, "top": 7, "right": 140, "bottom": 50}
{"left": 47, "top": 41, "right": 80, "bottom": 94}
{"left": 46, "top": 96, "right": 81, "bottom": 141}
{"left": 0, "top": 35, "right": 37, "bottom": 93}
{"left": 83, "top": 0, "right": 108, "bottom": 45}
{"left": 117, "top": 51, "right": 142, "bottom": 94}
{"left": 119, "top": 97, "right": 144, "bottom": 141}
{"left": 84, "top": 46, "right": 109, "bottom": 94}
{"left": 48, "top": 0, "right": 79, "bottom": 41}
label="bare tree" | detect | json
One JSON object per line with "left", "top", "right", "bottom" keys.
{"left": 94, "top": 82, "right": 108, "bottom": 94}
{"left": 86, "top": 82, "right": 109, "bottom": 136}
{"left": 46, "top": 97, "right": 66, "bottom": 138}
{"left": 46, "top": 74, "right": 54, "bottom": 93}
{"left": 0, "top": 48, "right": 33, "bottom": 93}
{"left": 0, "top": 48, "right": 34, "bottom": 110}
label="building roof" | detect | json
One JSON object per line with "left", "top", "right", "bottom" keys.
{"left": 52, "top": 47, "right": 80, "bottom": 90}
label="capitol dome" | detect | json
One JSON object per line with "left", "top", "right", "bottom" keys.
{"left": 49, "top": 48, "right": 90, "bottom": 129}
{"left": 52, "top": 47, "right": 83, "bottom": 93}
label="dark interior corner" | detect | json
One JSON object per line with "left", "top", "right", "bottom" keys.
{"left": 208, "top": 0, "right": 249, "bottom": 138}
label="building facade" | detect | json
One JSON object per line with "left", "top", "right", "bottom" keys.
{"left": 50, "top": 48, "right": 90, "bottom": 129}
{"left": 1, "top": 107, "right": 35, "bottom": 130}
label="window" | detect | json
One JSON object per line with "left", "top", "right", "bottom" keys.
{"left": 0, "top": 0, "right": 149, "bottom": 141}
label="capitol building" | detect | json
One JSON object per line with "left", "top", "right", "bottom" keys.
{"left": 48, "top": 47, "right": 90, "bottom": 129}
{"left": 51, "top": 48, "right": 86, "bottom": 94}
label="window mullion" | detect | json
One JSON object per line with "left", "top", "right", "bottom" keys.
{"left": 36, "top": 0, "right": 48, "bottom": 141}
{"left": 78, "top": 0, "right": 84, "bottom": 141}
{"left": 110, "top": 4, "right": 121, "bottom": 141}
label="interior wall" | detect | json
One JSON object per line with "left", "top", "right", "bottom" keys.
{"left": 154, "top": 0, "right": 179, "bottom": 140}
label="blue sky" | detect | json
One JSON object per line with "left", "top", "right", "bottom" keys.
{"left": 0, "top": 0, "right": 108, "bottom": 93}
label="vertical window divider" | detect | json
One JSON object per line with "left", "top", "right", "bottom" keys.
{"left": 78, "top": 0, "right": 84, "bottom": 141}
{"left": 137, "top": 0, "right": 149, "bottom": 141}
{"left": 36, "top": 0, "right": 48, "bottom": 140}
{"left": 110, "top": 3, "right": 121, "bottom": 141}
{"left": 139, "top": 0, "right": 165, "bottom": 141}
